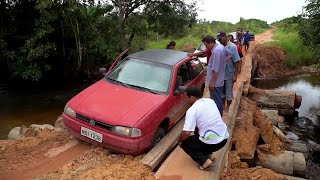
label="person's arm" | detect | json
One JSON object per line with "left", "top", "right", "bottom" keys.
{"left": 178, "top": 131, "right": 193, "bottom": 142}
{"left": 187, "top": 51, "right": 207, "bottom": 57}
{"left": 209, "top": 50, "right": 221, "bottom": 90}
{"left": 178, "top": 107, "right": 196, "bottom": 143}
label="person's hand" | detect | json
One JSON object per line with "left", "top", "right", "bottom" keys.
{"left": 209, "top": 81, "right": 215, "bottom": 90}
{"left": 187, "top": 52, "right": 194, "bottom": 57}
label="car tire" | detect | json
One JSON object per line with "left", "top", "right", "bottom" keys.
{"left": 150, "top": 127, "right": 166, "bottom": 149}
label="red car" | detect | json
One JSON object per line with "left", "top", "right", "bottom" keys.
{"left": 63, "top": 49, "right": 205, "bottom": 155}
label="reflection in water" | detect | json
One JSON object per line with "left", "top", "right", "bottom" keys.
{"left": 253, "top": 73, "right": 320, "bottom": 125}
{"left": 0, "top": 82, "right": 91, "bottom": 139}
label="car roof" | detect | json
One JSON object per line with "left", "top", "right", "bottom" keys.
{"left": 128, "top": 49, "right": 188, "bottom": 66}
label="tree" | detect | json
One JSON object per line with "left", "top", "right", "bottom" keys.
{"left": 300, "top": 0, "right": 320, "bottom": 52}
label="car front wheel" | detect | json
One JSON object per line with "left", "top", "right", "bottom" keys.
{"left": 150, "top": 127, "right": 166, "bottom": 149}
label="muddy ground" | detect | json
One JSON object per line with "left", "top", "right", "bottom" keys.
{"left": 0, "top": 29, "right": 305, "bottom": 180}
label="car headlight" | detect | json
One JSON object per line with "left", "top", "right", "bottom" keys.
{"left": 111, "top": 126, "right": 141, "bottom": 137}
{"left": 64, "top": 105, "right": 76, "bottom": 118}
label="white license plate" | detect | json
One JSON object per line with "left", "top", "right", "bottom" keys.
{"left": 81, "top": 126, "right": 103, "bottom": 143}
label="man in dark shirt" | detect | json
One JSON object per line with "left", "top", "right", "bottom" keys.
{"left": 243, "top": 31, "right": 251, "bottom": 52}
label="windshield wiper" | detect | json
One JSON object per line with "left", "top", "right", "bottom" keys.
{"left": 106, "top": 77, "right": 130, "bottom": 88}
{"left": 126, "top": 84, "right": 159, "bottom": 94}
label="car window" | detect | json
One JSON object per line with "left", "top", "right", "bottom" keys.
{"left": 189, "top": 59, "right": 203, "bottom": 78}
{"left": 177, "top": 63, "right": 191, "bottom": 86}
{"left": 106, "top": 58, "right": 172, "bottom": 94}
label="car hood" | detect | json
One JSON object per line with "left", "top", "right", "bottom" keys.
{"left": 68, "top": 80, "right": 166, "bottom": 127}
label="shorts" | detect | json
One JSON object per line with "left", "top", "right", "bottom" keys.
{"left": 222, "top": 79, "right": 233, "bottom": 101}
{"left": 244, "top": 41, "right": 249, "bottom": 45}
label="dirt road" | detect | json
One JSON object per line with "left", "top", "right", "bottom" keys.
{"left": 0, "top": 29, "right": 278, "bottom": 180}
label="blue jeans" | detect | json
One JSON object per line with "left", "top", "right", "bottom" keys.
{"left": 209, "top": 86, "right": 224, "bottom": 116}
{"left": 222, "top": 79, "right": 233, "bottom": 101}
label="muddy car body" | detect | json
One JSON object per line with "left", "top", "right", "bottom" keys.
{"left": 63, "top": 49, "right": 205, "bottom": 155}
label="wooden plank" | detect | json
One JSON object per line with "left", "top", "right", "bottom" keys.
{"left": 141, "top": 119, "right": 184, "bottom": 170}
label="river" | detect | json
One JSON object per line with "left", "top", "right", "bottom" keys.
{"left": 0, "top": 81, "right": 91, "bottom": 139}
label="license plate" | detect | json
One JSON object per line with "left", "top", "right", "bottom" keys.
{"left": 81, "top": 126, "right": 103, "bottom": 143}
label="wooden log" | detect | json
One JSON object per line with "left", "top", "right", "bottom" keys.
{"left": 273, "top": 126, "right": 292, "bottom": 144}
{"left": 258, "top": 151, "right": 294, "bottom": 175}
{"left": 248, "top": 85, "right": 297, "bottom": 109}
{"left": 141, "top": 119, "right": 184, "bottom": 170}
{"left": 258, "top": 151, "right": 306, "bottom": 177}
{"left": 286, "top": 142, "right": 308, "bottom": 153}
{"left": 293, "top": 152, "right": 306, "bottom": 178}
{"left": 261, "top": 110, "right": 279, "bottom": 126}
{"left": 278, "top": 109, "right": 295, "bottom": 116}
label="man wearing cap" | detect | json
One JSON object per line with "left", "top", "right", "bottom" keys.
{"left": 222, "top": 34, "right": 241, "bottom": 111}
{"left": 202, "top": 34, "right": 232, "bottom": 115}
{"left": 178, "top": 86, "right": 229, "bottom": 170}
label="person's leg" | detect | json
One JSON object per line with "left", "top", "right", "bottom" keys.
{"left": 209, "top": 87, "right": 224, "bottom": 115}
{"left": 225, "top": 79, "right": 234, "bottom": 111}
{"left": 222, "top": 81, "right": 227, "bottom": 109}
{"left": 180, "top": 135, "right": 211, "bottom": 166}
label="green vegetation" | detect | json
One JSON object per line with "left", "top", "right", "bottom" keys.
{"left": 146, "top": 18, "right": 270, "bottom": 50}
{"left": 271, "top": 0, "right": 320, "bottom": 68}
{"left": 264, "top": 29, "right": 316, "bottom": 67}
{"left": 0, "top": 0, "right": 197, "bottom": 81}
{"left": 0, "top": 0, "right": 272, "bottom": 83}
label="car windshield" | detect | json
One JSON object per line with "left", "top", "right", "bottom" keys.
{"left": 106, "top": 58, "right": 172, "bottom": 94}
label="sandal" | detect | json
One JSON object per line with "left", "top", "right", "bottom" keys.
{"left": 198, "top": 164, "right": 214, "bottom": 171}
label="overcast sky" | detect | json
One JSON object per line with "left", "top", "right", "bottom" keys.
{"left": 197, "top": 0, "right": 306, "bottom": 24}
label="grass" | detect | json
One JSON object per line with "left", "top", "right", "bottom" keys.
{"left": 264, "top": 29, "right": 316, "bottom": 68}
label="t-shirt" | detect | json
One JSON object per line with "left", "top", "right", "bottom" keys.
{"left": 183, "top": 98, "right": 229, "bottom": 144}
{"left": 243, "top": 33, "right": 250, "bottom": 42}
{"left": 225, "top": 41, "right": 241, "bottom": 79}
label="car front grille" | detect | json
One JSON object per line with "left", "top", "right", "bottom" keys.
{"left": 76, "top": 113, "right": 112, "bottom": 131}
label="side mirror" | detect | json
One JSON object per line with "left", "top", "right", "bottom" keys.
{"left": 99, "top": 68, "right": 107, "bottom": 75}
{"left": 174, "top": 86, "right": 186, "bottom": 96}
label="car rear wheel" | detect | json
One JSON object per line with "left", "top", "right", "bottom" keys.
{"left": 150, "top": 127, "right": 166, "bottom": 148}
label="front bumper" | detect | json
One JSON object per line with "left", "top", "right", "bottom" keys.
{"left": 62, "top": 113, "right": 153, "bottom": 155}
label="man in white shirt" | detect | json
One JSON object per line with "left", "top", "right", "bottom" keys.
{"left": 178, "top": 86, "right": 229, "bottom": 170}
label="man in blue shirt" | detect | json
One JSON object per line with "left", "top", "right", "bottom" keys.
{"left": 223, "top": 37, "right": 241, "bottom": 111}
{"left": 203, "top": 34, "right": 232, "bottom": 115}
{"left": 243, "top": 31, "right": 251, "bottom": 52}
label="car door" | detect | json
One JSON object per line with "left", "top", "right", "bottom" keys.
{"left": 168, "top": 59, "right": 205, "bottom": 128}
{"left": 108, "top": 49, "right": 129, "bottom": 73}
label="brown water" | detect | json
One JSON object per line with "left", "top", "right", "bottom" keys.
{"left": 0, "top": 82, "right": 91, "bottom": 139}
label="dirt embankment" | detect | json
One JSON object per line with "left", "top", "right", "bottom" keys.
{"left": 222, "top": 97, "right": 286, "bottom": 180}
{"left": 0, "top": 118, "right": 153, "bottom": 180}
{"left": 252, "top": 45, "right": 288, "bottom": 78}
